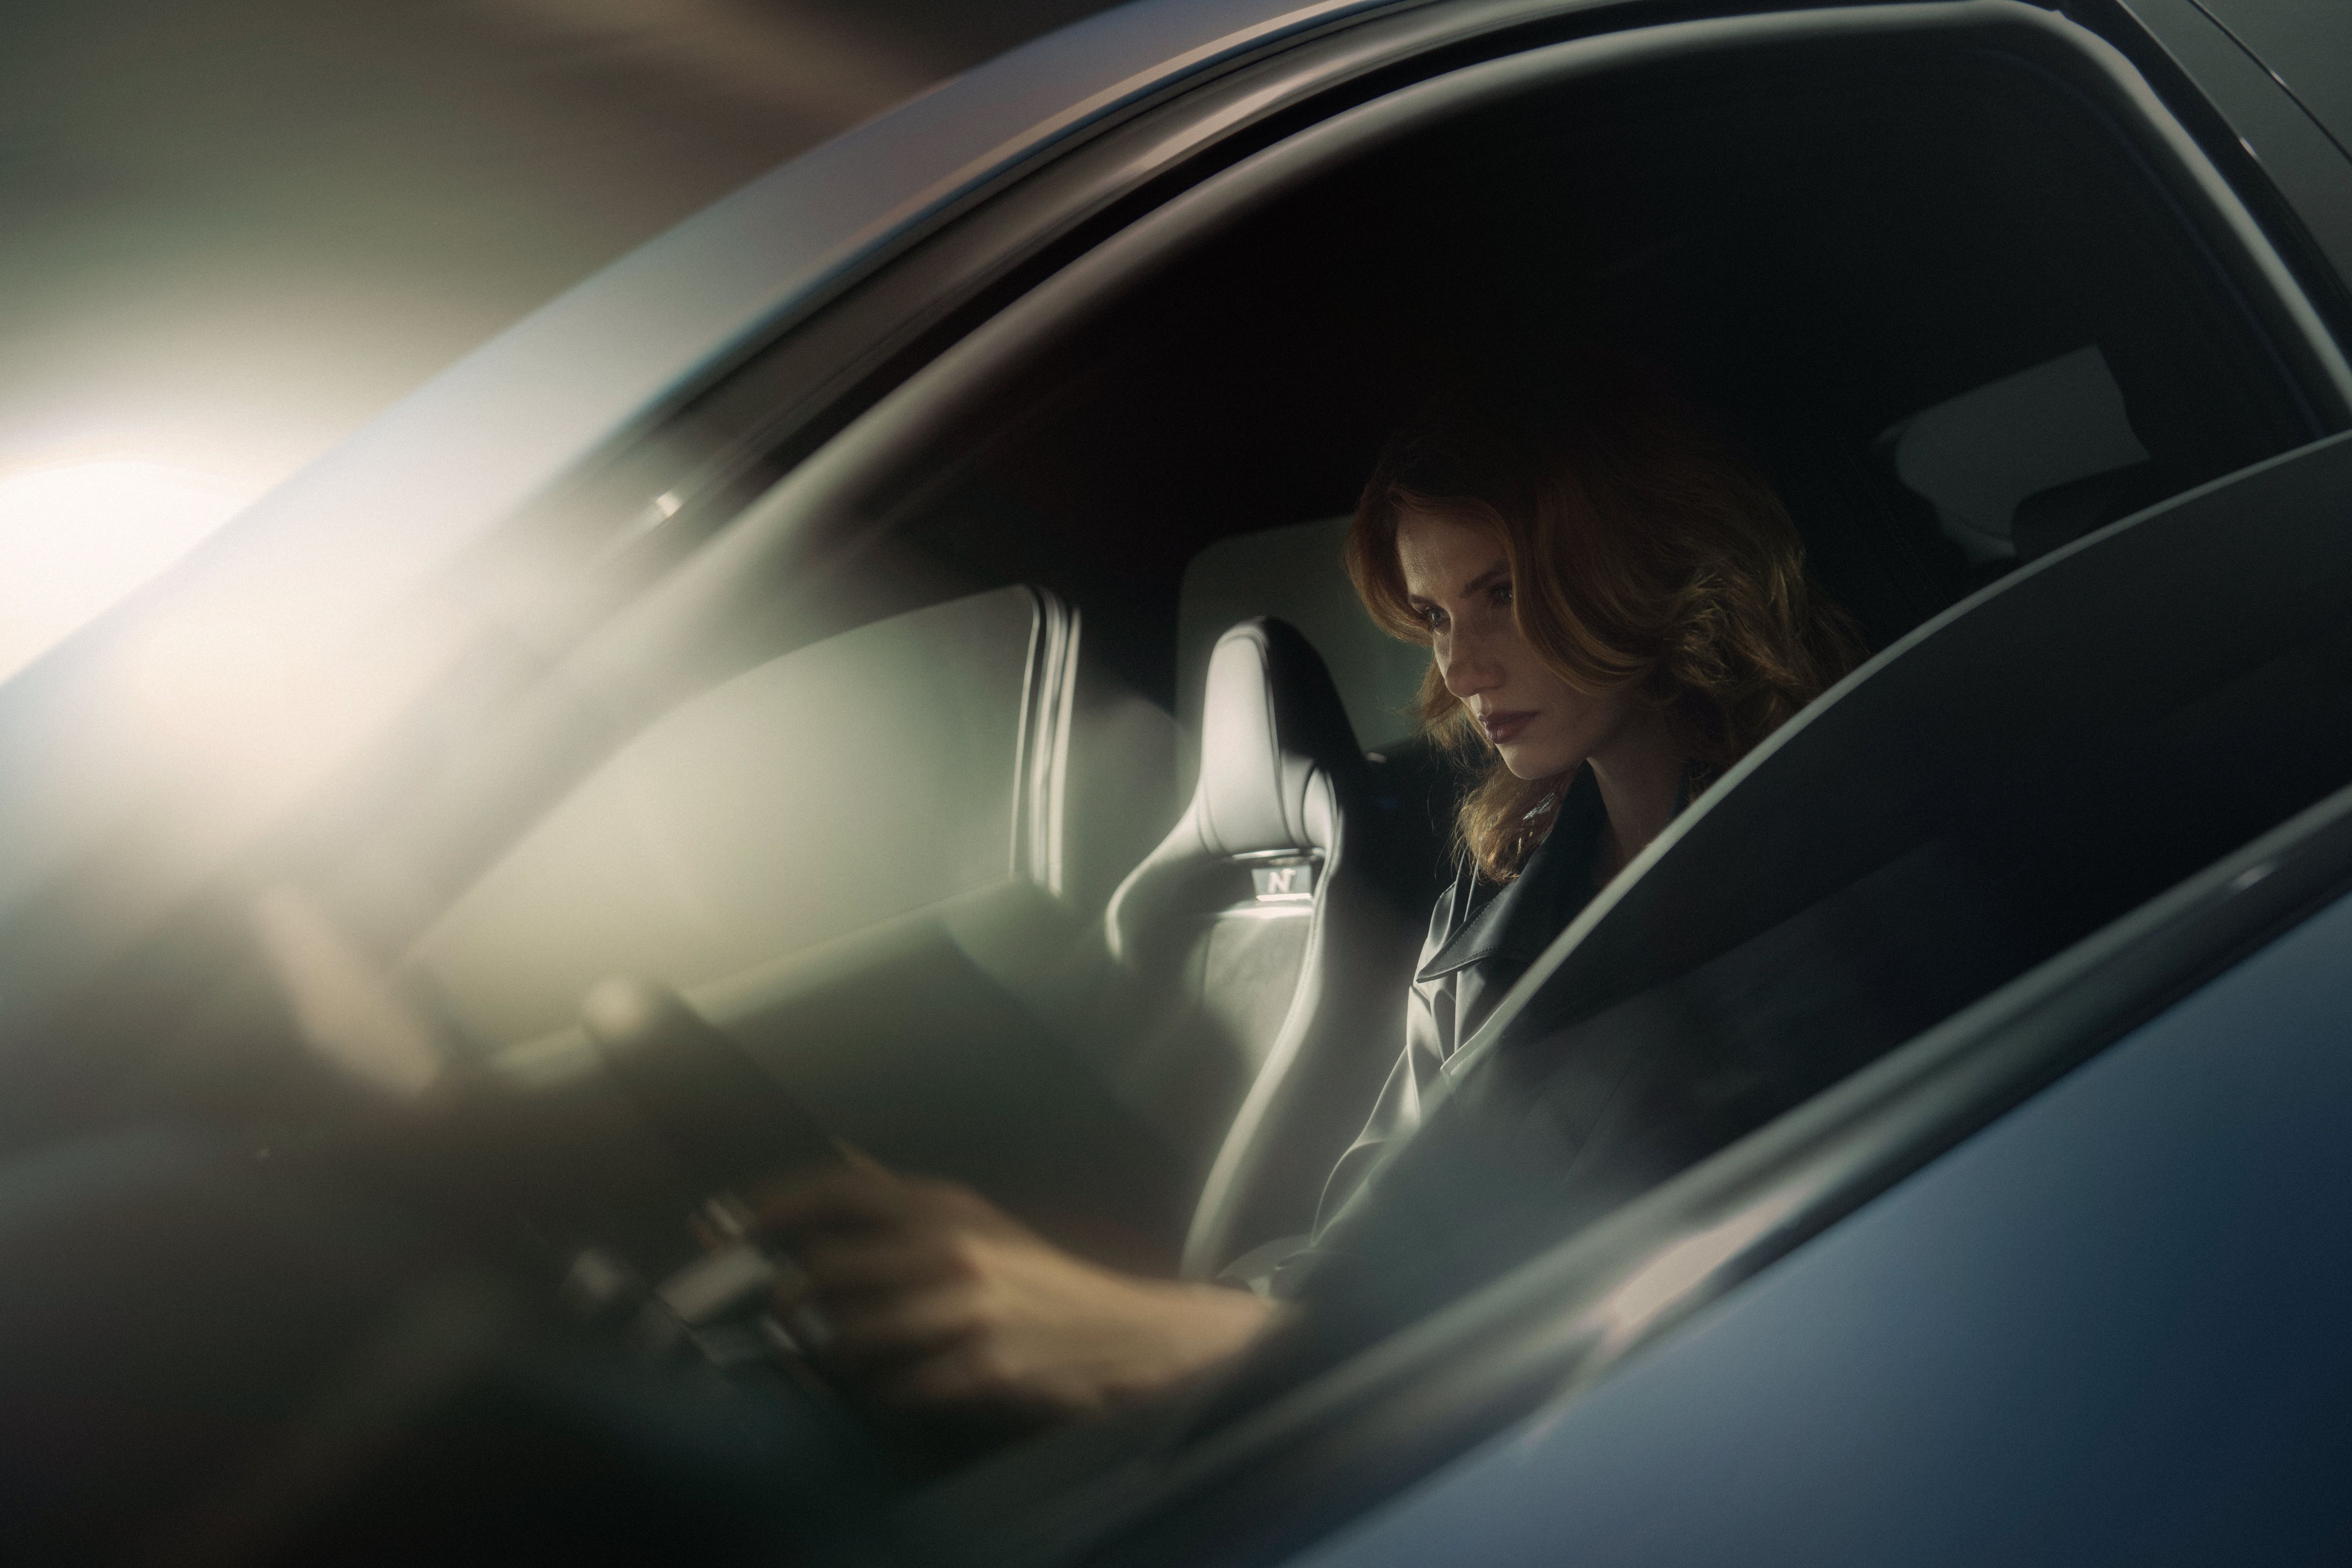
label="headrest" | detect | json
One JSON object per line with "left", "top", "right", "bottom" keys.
{"left": 1194, "top": 619, "right": 1365, "bottom": 857}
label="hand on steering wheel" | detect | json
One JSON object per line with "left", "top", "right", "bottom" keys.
{"left": 745, "top": 1152, "right": 1276, "bottom": 1423}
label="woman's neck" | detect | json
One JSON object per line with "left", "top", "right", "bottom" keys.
{"left": 1585, "top": 710, "right": 1690, "bottom": 883}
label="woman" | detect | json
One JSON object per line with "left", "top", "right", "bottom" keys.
{"left": 1318, "top": 366, "right": 1862, "bottom": 1222}
{"left": 747, "top": 363, "right": 1862, "bottom": 1426}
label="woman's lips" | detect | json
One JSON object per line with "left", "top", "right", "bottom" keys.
{"left": 1478, "top": 709, "right": 1536, "bottom": 745}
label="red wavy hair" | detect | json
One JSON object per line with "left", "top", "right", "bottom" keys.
{"left": 1348, "top": 362, "right": 1862, "bottom": 880}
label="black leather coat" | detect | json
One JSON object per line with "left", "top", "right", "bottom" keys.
{"left": 1314, "top": 767, "right": 1611, "bottom": 1224}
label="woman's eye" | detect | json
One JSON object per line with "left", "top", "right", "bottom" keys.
{"left": 1416, "top": 604, "right": 1447, "bottom": 630}
{"left": 1492, "top": 581, "right": 1515, "bottom": 608}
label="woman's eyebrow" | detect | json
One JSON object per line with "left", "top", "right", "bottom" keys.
{"left": 1460, "top": 562, "right": 1511, "bottom": 596}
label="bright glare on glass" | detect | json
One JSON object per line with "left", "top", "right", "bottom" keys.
{"left": 0, "top": 458, "right": 252, "bottom": 685}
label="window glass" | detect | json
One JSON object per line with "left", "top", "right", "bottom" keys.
{"left": 410, "top": 586, "right": 1042, "bottom": 1048}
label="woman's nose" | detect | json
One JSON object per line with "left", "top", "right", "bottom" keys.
{"left": 1441, "top": 625, "right": 1503, "bottom": 699}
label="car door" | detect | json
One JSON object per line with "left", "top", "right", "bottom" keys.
{"left": 1267, "top": 452, "right": 2352, "bottom": 1568}
{"left": 1290, "top": 827, "right": 2352, "bottom": 1568}
{"left": 948, "top": 424, "right": 2352, "bottom": 1568}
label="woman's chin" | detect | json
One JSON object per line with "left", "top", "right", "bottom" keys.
{"left": 1496, "top": 742, "right": 1579, "bottom": 782}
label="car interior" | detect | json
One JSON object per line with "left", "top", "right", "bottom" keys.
{"left": 398, "top": 28, "right": 2337, "bottom": 1281}
{"left": 15, "top": 11, "right": 2352, "bottom": 1564}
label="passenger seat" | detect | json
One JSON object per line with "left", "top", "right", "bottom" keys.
{"left": 1103, "top": 619, "right": 1428, "bottom": 1279}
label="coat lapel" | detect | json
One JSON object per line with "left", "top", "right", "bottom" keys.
{"left": 1416, "top": 769, "right": 1608, "bottom": 1035}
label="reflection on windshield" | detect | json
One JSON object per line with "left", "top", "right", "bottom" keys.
{"left": 0, "top": 457, "right": 252, "bottom": 682}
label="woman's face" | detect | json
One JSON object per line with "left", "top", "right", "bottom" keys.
{"left": 1395, "top": 506, "right": 1634, "bottom": 782}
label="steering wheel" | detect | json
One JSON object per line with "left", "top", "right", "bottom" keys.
{"left": 559, "top": 978, "right": 853, "bottom": 1383}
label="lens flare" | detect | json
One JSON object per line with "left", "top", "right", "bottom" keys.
{"left": 0, "top": 457, "right": 252, "bottom": 683}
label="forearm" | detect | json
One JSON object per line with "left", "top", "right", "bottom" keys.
{"left": 753, "top": 1162, "right": 1280, "bottom": 1421}
{"left": 1087, "top": 1276, "right": 1280, "bottom": 1408}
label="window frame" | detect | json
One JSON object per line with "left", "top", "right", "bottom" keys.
{"left": 411, "top": 0, "right": 2344, "bottom": 916}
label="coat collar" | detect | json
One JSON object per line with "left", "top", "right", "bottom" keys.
{"left": 1416, "top": 768, "right": 1608, "bottom": 984}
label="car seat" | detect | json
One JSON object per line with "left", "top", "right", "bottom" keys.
{"left": 1102, "top": 618, "right": 1430, "bottom": 1279}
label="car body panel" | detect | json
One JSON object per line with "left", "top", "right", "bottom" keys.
{"left": 2111, "top": 0, "right": 2352, "bottom": 304}
{"left": 1297, "top": 881, "right": 2352, "bottom": 1567}
{"left": 2190, "top": 0, "right": 2352, "bottom": 163}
